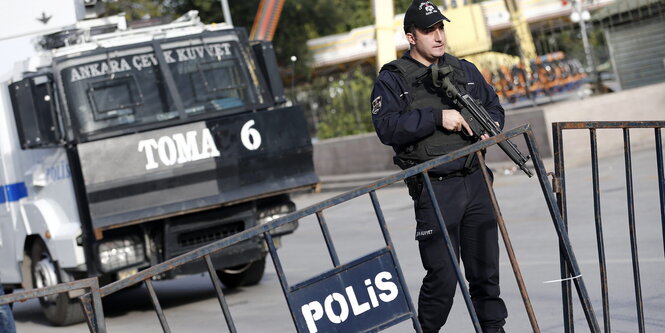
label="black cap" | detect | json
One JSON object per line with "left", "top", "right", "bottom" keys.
{"left": 403, "top": 0, "right": 450, "bottom": 33}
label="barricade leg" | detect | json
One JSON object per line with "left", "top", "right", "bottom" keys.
{"left": 589, "top": 129, "right": 611, "bottom": 332}
{"left": 421, "top": 172, "right": 483, "bottom": 333}
{"left": 205, "top": 254, "right": 237, "bottom": 333}
{"left": 552, "top": 122, "right": 575, "bottom": 333}
{"left": 476, "top": 152, "right": 540, "bottom": 333}
{"left": 656, "top": 128, "right": 665, "bottom": 258}
{"left": 145, "top": 279, "right": 171, "bottom": 333}
{"left": 622, "top": 129, "right": 645, "bottom": 333}
{"left": 369, "top": 190, "right": 422, "bottom": 333}
{"left": 80, "top": 288, "right": 107, "bottom": 333}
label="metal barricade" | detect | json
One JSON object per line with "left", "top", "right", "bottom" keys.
{"left": 4, "top": 124, "right": 609, "bottom": 332}
{"left": 78, "top": 124, "right": 599, "bottom": 333}
{"left": 0, "top": 277, "right": 105, "bottom": 332}
{"left": 552, "top": 121, "right": 665, "bottom": 333}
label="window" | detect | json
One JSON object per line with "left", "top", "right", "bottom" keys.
{"left": 8, "top": 75, "right": 62, "bottom": 148}
{"left": 88, "top": 74, "right": 142, "bottom": 120}
{"left": 58, "top": 35, "right": 265, "bottom": 138}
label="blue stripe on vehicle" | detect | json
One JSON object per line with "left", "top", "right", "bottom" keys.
{"left": 0, "top": 182, "right": 28, "bottom": 203}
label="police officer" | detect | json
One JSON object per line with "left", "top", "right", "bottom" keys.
{"left": 370, "top": 1, "right": 507, "bottom": 332}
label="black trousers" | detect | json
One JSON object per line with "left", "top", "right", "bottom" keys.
{"left": 414, "top": 170, "right": 507, "bottom": 332}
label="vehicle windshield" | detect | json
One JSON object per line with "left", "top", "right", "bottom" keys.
{"left": 58, "top": 36, "right": 264, "bottom": 137}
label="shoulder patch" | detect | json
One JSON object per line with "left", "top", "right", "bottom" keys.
{"left": 371, "top": 96, "right": 382, "bottom": 114}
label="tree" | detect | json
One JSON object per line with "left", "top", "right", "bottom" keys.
{"left": 301, "top": 68, "right": 376, "bottom": 139}
{"left": 103, "top": 0, "right": 169, "bottom": 21}
{"left": 166, "top": 0, "right": 414, "bottom": 74}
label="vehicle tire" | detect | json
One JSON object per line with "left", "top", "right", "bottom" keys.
{"left": 30, "top": 240, "right": 85, "bottom": 326}
{"left": 217, "top": 257, "right": 266, "bottom": 289}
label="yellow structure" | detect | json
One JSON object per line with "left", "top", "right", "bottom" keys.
{"left": 372, "top": 2, "right": 492, "bottom": 69}
{"left": 444, "top": 4, "right": 493, "bottom": 57}
{"left": 373, "top": 0, "right": 397, "bottom": 72}
{"left": 503, "top": 0, "right": 537, "bottom": 63}
{"left": 307, "top": 0, "right": 614, "bottom": 74}
{"left": 464, "top": 51, "right": 520, "bottom": 73}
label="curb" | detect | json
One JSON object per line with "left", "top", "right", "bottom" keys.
{"left": 315, "top": 159, "right": 550, "bottom": 193}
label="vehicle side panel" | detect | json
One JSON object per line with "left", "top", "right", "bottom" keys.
{"left": 78, "top": 105, "right": 317, "bottom": 230}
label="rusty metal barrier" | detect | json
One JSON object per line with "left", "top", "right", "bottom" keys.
{"left": 476, "top": 152, "right": 540, "bottom": 332}
{"left": 552, "top": 121, "right": 665, "bottom": 333}
{"left": 0, "top": 277, "right": 105, "bottom": 332}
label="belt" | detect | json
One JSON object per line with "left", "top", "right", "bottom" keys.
{"left": 428, "top": 165, "right": 479, "bottom": 181}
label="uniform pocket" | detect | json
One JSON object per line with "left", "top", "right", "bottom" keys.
{"left": 414, "top": 185, "right": 438, "bottom": 241}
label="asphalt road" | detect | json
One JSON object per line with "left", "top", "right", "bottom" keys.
{"left": 12, "top": 149, "right": 665, "bottom": 333}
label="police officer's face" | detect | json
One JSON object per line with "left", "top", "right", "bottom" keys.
{"left": 407, "top": 22, "right": 446, "bottom": 66}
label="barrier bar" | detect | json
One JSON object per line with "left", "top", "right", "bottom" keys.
{"left": 79, "top": 282, "right": 106, "bottom": 333}
{"left": 555, "top": 121, "right": 665, "bottom": 129}
{"left": 477, "top": 152, "right": 540, "bottom": 333}
{"left": 79, "top": 124, "right": 579, "bottom": 332}
{"left": 622, "top": 129, "right": 645, "bottom": 333}
{"left": 589, "top": 129, "right": 611, "bottom": 333}
{"left": 422, "top": 171, "right": 483, "bottom": 333}
{"left": 656, "top": 128, "right": 665, "bottom": 258}
{"left": 316, "top": 211, "right": 341, "bottom": 267}
{"left": 205, "top": 255, "right": 237, "bottom": 333}
{"left": 552, "top": 122, "right": 575, "bottom": 333}
{"left": 369, "top": 190, "right": 423, "bottom": 333}
{"left": 525, "top": 129, "right": 601, "bottom": 333}
{"left": 0, "top": 278, "right": 106, "bottom": 333}
{"left": 145, "top": 279, "right": 171, "bottom": 333}
{"left": 264, "top": 232, "right": 299, "bottom": 327}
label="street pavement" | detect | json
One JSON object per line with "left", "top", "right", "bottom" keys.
{"left": 11, "top": 148, "right": 665, "bottom": 332}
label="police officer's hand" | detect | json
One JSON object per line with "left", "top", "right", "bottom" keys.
{"left": 479, "top": 122, "right": 500, "bottom": 140}
{"left": 442, "top": 109, "right": 473, "bottom": 136}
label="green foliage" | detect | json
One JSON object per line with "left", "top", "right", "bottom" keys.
{"left": 103, "top": 0, "right": 169, "bottom": 20}
{"left": 395, "top": 0, "right": 414, "bottom": 13}
{"left": 160, "top": 0, "right": 368, "bottom": 75}
{"left": 300, "top": 68, "right": 376, "bottom": 140}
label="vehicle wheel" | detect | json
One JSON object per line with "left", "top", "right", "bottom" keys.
{"left": 31, "top": 240, "right": 85, "bottom": 326}
{"left": 217, "top": 257, "right": 266, "bottom": 289}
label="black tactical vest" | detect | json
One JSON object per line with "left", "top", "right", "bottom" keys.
{"left": 381, "top": 53, "right": 475, "bottom": 163}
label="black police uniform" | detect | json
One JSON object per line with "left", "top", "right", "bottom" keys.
{"left": 371, "top": 50, "right": 508, "bottom": 332}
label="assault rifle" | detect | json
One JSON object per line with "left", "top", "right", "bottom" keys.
{"left": 430, "top": 64, "right": 533, "bottom": 177}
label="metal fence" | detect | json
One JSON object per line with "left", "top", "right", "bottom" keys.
{"left": 0, "top": 278, "right": 105, "bottom": 332}
{"left": 552, "top": 121, "right": 665, "bottom": 333}
{"left": 1, "top": 123, "right": 608, "bottom": 332}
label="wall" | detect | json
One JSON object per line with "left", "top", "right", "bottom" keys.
{"left": 542, "top": 81, "right": 665, "bottom": 166}
{"left": 313, "top": 82, "right": 665, "bottom": 176}
{"left": 313, "top": 133, "right": 398, "bottom": 176}
{"left": 606, "top": 16, "right": 665, "bottom": 90}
